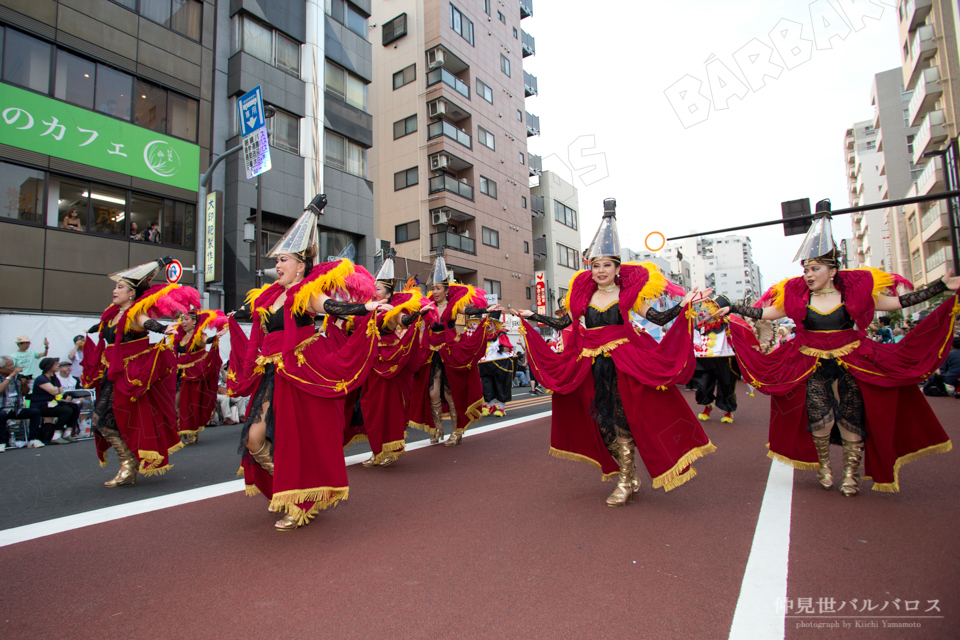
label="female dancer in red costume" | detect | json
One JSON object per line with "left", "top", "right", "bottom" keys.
{"left": 169, "top": 309, "right": 227, "bottom": 445}
{"left": 511, "top": 199, "right": 716, "bottom": 507}
{"left": 408, "top": 249, "right": 495, "bottom": 446}
{"left": 715, "top": 201, "right": 958, "bottom": 495}
{"left": 226, "top": 196, "right": 389, "bottom": 530}
{"left": 82, "top": 257, "right": 198, "bottom": 487}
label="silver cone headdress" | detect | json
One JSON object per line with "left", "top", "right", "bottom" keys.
{"left": 431, "top": 247, "right": 449, "bottom": 285}
{"left": 586, "top": 198, "right": 622, "bottom": 263}
{"left": 266, "top": 194, "right": 326, "bottom": 262}
{"left": 793, "top": 199, "right": 839, "bottom": 266}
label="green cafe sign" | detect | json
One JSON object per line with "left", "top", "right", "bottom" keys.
{"left": 0, "top": 83, "right": 199, "bottom": 191}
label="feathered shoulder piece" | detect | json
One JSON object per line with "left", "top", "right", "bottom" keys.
{"left": 291, "top": 258, "right": 355, "bottom": 315}
{"left": 124, "top": 284, "right": 199, "bottom": 333}
{"left": 445, "top": 283, "right": 485, "bottom": 322}
{"left": 190, "top": 310, "right": 228, "bottom": 350}
{"left": 345, "top": 265, "right": 378, "bottom": 302}
{"left": 620, "top": 262, "right": 686, "bottom": 314}
{"left": 564, "top": 270, "right": 596, "bottom": 320}
{"left": 837, "top": 267, "right": 913, "bottom": 297}
{"left": 755, "top": 278, "right": 792, "bottom": 311}
{"left": 383, "top": 287, "right": 423, "bottom": 326}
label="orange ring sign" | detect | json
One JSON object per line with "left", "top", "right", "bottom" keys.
{"left": 645, "top": 232, "right": 666, "bottom": 252}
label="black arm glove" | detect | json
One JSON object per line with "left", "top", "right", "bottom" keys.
{"left": 323, "top": 299, "right": 369, "bottom": 317}
{"left": 142, "top": 319, "right": 168, "bottom": 334}
{"left": 232, "top": 306, "right": 252, "bottom": 322}
{"left": 206, "top": 335, "right": 217, "bottom": 344}
{"left": 898, "top": 279, "right": 948, "bottom": 308}
{"left": 87, "top": 323, "right": 101, "bottom": 333}
{"left": 465, "top": 306, "right": 488, "bottom": 317}
{"left": 644, "top": 305, "right": 684, "bottom": 326}
{"left": 729, "top": 304, "right": 763, "bottom": 320}
{"left": 401, "top": 310, "right": 423, "bottom": 327}
{"left": 528, "top": 313, "right": 573, "bottom": 330}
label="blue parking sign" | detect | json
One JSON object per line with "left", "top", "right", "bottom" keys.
{"left": 238, "top": 86, "right": 265, "bottom": 138}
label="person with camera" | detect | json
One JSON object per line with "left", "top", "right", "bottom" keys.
{"left": 0, "top": 356, "right": 45, "bottom": 450}
{"left": 30, "top": 358, "right": 81, "bottom": 444}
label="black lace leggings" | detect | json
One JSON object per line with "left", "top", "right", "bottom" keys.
{"left": 429, "top": 354, "right": 456, "bottom": 417}
{"left": 240, "top": 365, "right": 276, "bottom": 457}
{"left": 92, "top": 375, "right": 120, "bottom": 439}
{"left": 590, "top": 355, "right": 632, "bottom": 448}
{"left": 806, "top": 359, "right": 865, "bottom": 443}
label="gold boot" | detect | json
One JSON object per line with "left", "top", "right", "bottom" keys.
{"left": 429, "top": 399, "right": 444, "bottom": 444}
{"left": 812, "top": 434, "right": 834, "bottom": 490}
{"left": 275, "top": 512, "right": 300, "bottom": 531}
{"left": 608, "top": 439, "right": 640, "bottom": 492}
{"left": 444, "top": 394, "right": 462, "bottom": 446}
{"left": 840, "top": 438, "right": 864, "bottom": 497}
{"left": 103, "top": 435, "right": 138, "bottom": 488}
{"left": 606, "top": 440, "right": 636, "bottom": 507}
{"left": 250, "top": 441, "right": 274, "bottom": 475}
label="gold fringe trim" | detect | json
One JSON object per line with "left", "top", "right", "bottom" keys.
{"left": 268, "top": 487, "right": 349, "bottom": 523}
{"left": 381, "top": 439, "right": 406, "bottom": 453}
{"left": 236, "top": 466, "right": 244, "bottom": 477}
{"left": 178, "top": 427, "right": 205, "bottom": 436}
{"left": 549, "top": 446, "right": 617, "bottom": 482}
{"left": 140, "top": 463, "right": 173, "bottom": 477}
{"left": 461, "top": 396, "right": 486, "bottom": 430}
{"left": 799, "top": 341, "right": 860, "bottom": 359}
{"left": 765, "top": 445, "right": 822, "bottom": 471}
{"left": 870, "top": 440, "right": 952, "bottom": 493}
{"left": 168, "top": 441, "right": 186, "bottom": 455}
{"left": 343, "top": 433, "right": 369, "bottom": 449}
{"left": 245, "top": 484, "right": 261, "bottom": 497}
{"left": 407, "top": 419, "right": 432, "bottom": 433}
{"left": 651, "top": 441, "right": 717, "bottom": 491}
{"left": 579, "top": 338, "right": 629, "bottom": 360}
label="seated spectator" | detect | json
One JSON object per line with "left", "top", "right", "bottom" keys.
{"left": 61, "top": 208, "right": 83, "bottom": 231}
{"left": 56, "top": 360, "right": 92, "bottom": 412}
{"left": 30, "top": 358, "right": 80, "bottom": 444}
{"left": 12, "top": 335, "right": 48, "bottom": 379}
{"left": 145, "top": 221, "right": 161, "bottom": 244}
{"left": 216, "top": 365, "right": 248, "bottom": 425}
{"left": 0, "top": 355, "right": 44, "bottom": 450}
{"left": 129, "top": 222, "right": 143, "bottom": 241}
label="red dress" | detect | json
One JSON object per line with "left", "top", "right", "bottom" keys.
{"left": 172, "top": 311, "right": 226, "bottom": 438}
{"left": 728, "top": 268, "right": 956, "bottom": 492}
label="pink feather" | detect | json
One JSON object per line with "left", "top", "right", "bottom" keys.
{"left": 146, "top": 284, "right": 201, "bottom": 318}
{"left": 471, "top": 288, "right": 489, "bottom": 307}
{"left": 891, "top": 273, "right": 914, "bottom": 292}
{"left": 664, "top": 281, "right": 686, "bottom": 298}
{"left": 345, "top": 266, "right": 378, "bottom": 302}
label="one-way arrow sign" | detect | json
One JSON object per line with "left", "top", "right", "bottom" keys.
{"left": 238, "top": 86, "right": 266, "bottom": 138}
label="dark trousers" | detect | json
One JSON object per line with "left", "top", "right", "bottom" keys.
{"left": 691, "top": 357, "right": 740, "bottom": 413}
{"left": 1, "top": 407, "right": 44, "bottom": 442}
{"left": 37, "top": 403, "right": 80, "bottom": 438}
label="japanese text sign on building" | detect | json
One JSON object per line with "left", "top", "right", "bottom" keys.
{"left": 205, "top": 191, "right": 218, "bottom": 283}
{"left": 0, "top": 83, "right": 199, "bottom": 191}
{"left": 535, "top": 271, "right": 547, "bottom": 315}
{"left": 238, "top": 86, "right": 271, "bottom": 180}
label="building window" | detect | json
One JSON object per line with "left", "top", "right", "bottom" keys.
{"left": 267, "top": 107, "right": 299, "bottom": 154}
{"left": 526, "top": 286, "right": 531, "bottom": 299}
{"left": 476, "top": 78, "right": 494, "bottom": 103}
{"left": 393, "top": 114, "right": 417, "bottom": 139}
{"left": 325, "top": 0, "right": 368, "bottom": 37}
{"left": 326, "top": 60, "right": 369, "bottom": 111}
{"left": 134, "top": 0, "right": 203, "bottom": 41}
{"left": 517, "top": 109, "right": 523, "bottom": 121}
{"left": 478, "top": 126, "right": 495, "bottom": 150}
{"left": 382, "top": 13, "right": 407, "bottom": 46}
{"left": 908, "top": 213, "right": 918, "bottom": 238}
{"left": 394, "top": 167, "right": 418, "bottom": 190}
{"left": 554, "top": 200, "right": 578, "bottom": 230}
{"left": 482, "top": 226, "right": 499, "bottom": 248}
{"left": 395, "top": 220, "right": 420, "bottom": 243}
{"left": 483, "top": 278, "right": 502, "bottom": 297}
{"left": 557, "top": 243, "right": 579, "bottom": 269}
{"left": 324, "top": 130, "right": 368, "bottom": 178}
{"left": 450, "top": 4, "right": 474, "bottom": 46}
{"left": 54, "top": 50, "right": 95, "bottom": 109}
{"left": 501, "top": 54, "right": 511, "bottom": 77}
{"left": 498, "top": 10, "right": 506, "bottom": 24}
{"left": 524, "top": 241, "right": 529, "bottom": 254}
{"left": 521, "top": 196, "right": 527, "bottom": 209}
{"left": 865, "top": 140, "right": 876, "bottom": 150}
{"left": 235, "top": 13, "right": 301, "bottom": 77}
{"left": 0, "top": 160, "right": 43, "bottom": 225}
{"left": 484, "top": 0, "right": 492, "bottom": 16}
{"left": 513, "top": 27, "right": 518, "bottom": 39}
{"left": 479, "top": 176, "right": 497, "bottom": 198}
{"left": 519, "top": 152, "right": 525, "bottom": 165}
{"left": 907, "top": 134, "right": 915, "bottom": 155}
{"left": 393, "top": 63, "right": 416, "bottom": 90}
{"left": 96, "top": 65, "right": 133, "bottom": 121}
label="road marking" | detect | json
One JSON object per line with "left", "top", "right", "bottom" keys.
{"left": 728, "top": 461, "right": 794, "bottom": 640}
{"left": 0, "top": 411, "right": 552, "bottom": 548}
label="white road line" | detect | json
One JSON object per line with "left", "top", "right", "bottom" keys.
{"left": 728, "top": 460, "right": 794, "bottom": 640}
{"left": 0, "top": 411, "right": 552, "bottom": 548}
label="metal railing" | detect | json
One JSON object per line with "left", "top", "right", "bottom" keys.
{"left": 926, "top": 245, "right": 949, "bottom": 272}
{"left": 921, "top": 201, "right": 943, "bottom": 231}
{"left": 523, "top": 70, "right": 538, "bottom": 97}
{"left": 528, "top": 153, "right": 542, "bottom": 176}
{"left": 908, "top": 66, "right": 940, "bottom": 124}
{"left": 430, "top": 231, "right": 476, "bottom": 254}
{"left": 521, "top": 29, "right": 535, "bottom": 56}
{"left": 531, "top": 194, "right": 545, "bottom": 216}
{"left": 520, "top": 0, "right": 533, "bottom": 19}
{"left": 525, "top": 111, "right": 540, "bottom": 136}
{"left": 917, "top": 154, "right": 942, "bottom": 191}
{"left": 427, "top": 119, "right": 472, "bottom": 148}
{"left": 426, "top": 67, "right": 470, "bottom": 99}
{"left": 429, "top": 174, "right": 474, "bottom": 200}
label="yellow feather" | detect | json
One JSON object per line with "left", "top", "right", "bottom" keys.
{"left": 632, "top": 262, "right": 670, "bottom": 313}
{"left": 764, "top": 279, "right": 789, "bottom": 311}
{"left": 450, "top": 283, "right": 480, "bottom": 319}
{"left": 124, "top": 284, "right": 177, "bottom": 332}
{"left": 292, "top": 259, "right": 355, "bottom": 315}
{"left": 383, "top": 288, "right": 423, "bottom": 326}
{"left": 841, "top": 267, "right": 896, "bottom": 296}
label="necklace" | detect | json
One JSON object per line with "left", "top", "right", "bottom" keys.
{"left": 597, "top": 284, "right": 617, "bottom": 292}
{"left": 812, "top": 287, "right": 837, "bottom": 296}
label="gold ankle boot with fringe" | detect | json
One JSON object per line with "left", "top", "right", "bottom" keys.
{"left": 812, "top": 434, "right": 834, "bottom": 490}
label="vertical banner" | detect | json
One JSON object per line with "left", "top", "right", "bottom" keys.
{"left": 535, "top": 271, "right": 546, "bottom": 315}
{"left": 204, "top": 191, "right": 223, "bottom": 283}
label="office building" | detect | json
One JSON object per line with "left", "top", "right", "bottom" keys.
{"left": 531, "top": 170, "right": 579, "bottom": 315}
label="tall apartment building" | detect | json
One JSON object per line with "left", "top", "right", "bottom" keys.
{"left": 700, "top": 235, "right": 762, "bottom": 304}
{"left": 369, "top": 0, "right": 539, "bottom": 304}
{"left": 622, "top": 246, "right": 692, "bottom": 291}
{"left": 218, "top": 0, "right": 375, "bottom": 310}
{"left": 843, "top": 120, "right": 884, "bottom": 268}
{"left": 530, "top": 170, "right": 579, "bottom": 315}
{"left": 0, "top": 0, "right": 214, "bottom": 314}
{"left": 890, "top": 0, "right": 959, "bottom": 286}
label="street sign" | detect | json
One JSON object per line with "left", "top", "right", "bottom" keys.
{"left": 165, "top": 259, "right": 183, "bottom": 284}
{"left": 204, "top": 191, "right": 217, "bottom": 283}
{"left": 535, "top": 271, "right": 546, "bottom": 315}
{"left": 238, "top": 86, "right": 272, "bottom": 179}
{"left": 484, "top": 293, "right": 498, "bottom": 306}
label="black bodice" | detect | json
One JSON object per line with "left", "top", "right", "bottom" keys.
{"left": 585, "top": 301, "right": 624, "bottom": 329}
{"left": 802, "top": 301, "right": 855, "bottom": 331}
{"left": 101, "top": 324, "right": 148, "bottom": 344}
{"left": 263, "top": 308, "right": 314, "bottom": 334}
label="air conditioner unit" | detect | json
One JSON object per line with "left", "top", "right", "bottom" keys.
{"left": 427, "top": 48, "right": 445, "bottom": 69}
{"left": 431, "top": 209, "right": 452, "bottom": 226}
{"left": 428, "top": 99, "right": 447, "bottom": 118}
{"left": 462, "top": 230, "right": 470, "bottom": 238}
{"left": 430, "top": 154, "right": 450, "bottom": 171}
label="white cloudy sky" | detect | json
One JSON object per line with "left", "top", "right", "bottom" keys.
{"left": 521, "top": 0, "right": 904, "bottom": 287}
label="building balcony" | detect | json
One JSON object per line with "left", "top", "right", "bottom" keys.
{"left": 426, "top": 67, "right": 470, "bottom": 99}
{"left": 906, "top": 24, "right": 936, "bottom": 89}
{"left": 908, "top": 66, "right": 941, "bottom": 126}
{"left": 427, "top": 119, "right": 472, "bottom": 149}
{"left": 532, "top": 236, "right": 547, "bottom": 260}
{"left": 429, "top": 174, "right": 474, "bottom": 201}
{"left": 531, "top": 194, "right": 545, "bottom": 218}
{"left": 920, "top": 202, "right": 951, "bottom": 243}
{"left": 916, "top": 156, "right": 943, "bottom": 195}
{"left": 878, "top": 152, "right": 886, "bottom": 176}
{"left": 525, "top": 111, "right": 540, "bottom": 137}
{"left": 846, "top": 150, "right": 855, "bottom": 165}
{"left": 872, "top": 107, "right": 881, "bottom": 131}
{"left": 528, "top": 153, "right": 542, "bottom": 176}
{"left": 521, "top": 29, "right": 535, "bottom": 57}
{"left": 845, "top": 129, "right": 855, "bottom": 150}
{"left": 428, "top": 150, "right": 473, "bottom": 172}
{"left": 913, "top": 109, "right": 947, "bottom": 166}
{"left": 427, "top": 97, "right": 471, "bottom": 122}
{"left": 523, "top": 70, "right": 538, "bottom": 97}
{"left": 880, "top": 177, "right": 889, "bottom": 199}
{"left": 855, "top": 172, "right": 864, "bottom": 196}
{"left": 520, "top": 0, "right": 533, "bottom": 19}
{"left": 905, "top": 0, "right": 932, "bottom": 31}
{"left": 925, "top": 244, "right": 950, "bottom": 278}
{"left": 430, "top": 230, "right": 476, "bottom": 255}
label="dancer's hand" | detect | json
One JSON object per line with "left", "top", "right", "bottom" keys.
{"left": 942, "top": 270, "right": 960, "bottom": 291}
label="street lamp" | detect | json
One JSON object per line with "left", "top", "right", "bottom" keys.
{"left": 254, "top": 106, "right": 277, "bottom": 288}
